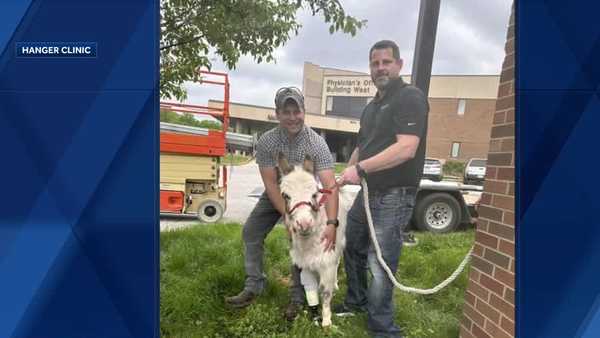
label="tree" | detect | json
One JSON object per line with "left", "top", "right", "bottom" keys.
{"left": 177, "top": 112, "right": 203, "bottom": 127}
{"left": 160, "top": 0, "right": 365, "bottom": 100}
{"left": 198, "top": 120, "right": 223, "bottom": 130}
{"left": 160, "top": 110, "right": 223, "bottom": 130}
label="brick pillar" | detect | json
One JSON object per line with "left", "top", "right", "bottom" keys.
{"left": 460, "top": 3, "right": 515, "bottom": 338}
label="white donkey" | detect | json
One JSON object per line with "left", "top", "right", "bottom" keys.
{"left": 278, "top": 153, "right": 353, "bottom": 327}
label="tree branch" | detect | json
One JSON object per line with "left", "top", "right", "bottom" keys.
{"left": 160, "top": 34, "right": 204, "bottom": 51}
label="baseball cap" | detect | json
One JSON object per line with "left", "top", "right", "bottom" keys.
{"left": 275, "top": 86, "right": 305, "bottom": 111}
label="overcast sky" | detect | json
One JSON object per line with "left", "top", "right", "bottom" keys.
{"left": 183, "top": 0, "right": 512, "bottom": 109}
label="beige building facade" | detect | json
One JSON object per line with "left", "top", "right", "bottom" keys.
{"left": 210, "top": 62, "right": 500, "bottom": 163}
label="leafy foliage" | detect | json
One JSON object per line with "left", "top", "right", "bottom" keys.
{"left": 160, "top": 0, "right": 365, "bottom": 100}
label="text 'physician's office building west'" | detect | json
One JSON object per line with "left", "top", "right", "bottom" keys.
{"left": 210, "top": 62, "right": 500, "bottom": 163}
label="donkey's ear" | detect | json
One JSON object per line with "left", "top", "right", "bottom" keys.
{"left": 278, "top": 152, "right": 293, "bottom": 176}
{"left": 303, "top": 154, "right": 314, "bottom": 174}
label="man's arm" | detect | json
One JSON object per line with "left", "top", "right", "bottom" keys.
{"left": 310, "top": 134, "right": 339, "bottom": 251}
{"left": 347, "top": 147, "right": 360, "bottom": 166}
{"left": 318, "top": 168, "right": 339, "bottom": 223}
{"left": 317, "top": 168, "right": 339, "bottom": 252}
{"left": 339, "top": 134, "right": 419, "bottom": 185}
{"left": 259, "top": 167, "right": 287, "bottom": 216}
{"left": 359, "top": 134, "right": 420, "bottom": 173}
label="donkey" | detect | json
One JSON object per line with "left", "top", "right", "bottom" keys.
{"left": 277, "top": 153, "right": 353, "bottom": 327}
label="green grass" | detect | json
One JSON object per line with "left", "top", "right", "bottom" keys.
{"left": 334, "top": 163, "right": 347, "bottom": 175}
{"left": 161, "top": 223, "right": 474, "bottom": 338}
{"left": 221, "top": 154, "right": 253, "bottom": 166}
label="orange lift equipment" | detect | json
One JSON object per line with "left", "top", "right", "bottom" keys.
{"left": 159, "top": 70, "right": 229, "bottom": 222}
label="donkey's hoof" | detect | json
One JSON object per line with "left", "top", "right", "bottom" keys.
{"left": 321, "top": 317, "right": 332, "bottom": 327}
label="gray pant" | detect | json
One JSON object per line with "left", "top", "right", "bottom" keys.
{"left": 242, "top": 192, "right": 304, "bottom": 303}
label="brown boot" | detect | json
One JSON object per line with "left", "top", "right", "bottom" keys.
{"left": 225, "top": 290, "right": 257, "bottom": 308}
{"left": 283, "top": 301, "right": 304, "bottom": 321}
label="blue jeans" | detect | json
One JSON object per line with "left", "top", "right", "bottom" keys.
{"left": 343, "top": 187, "right": 416, "bottom": 338}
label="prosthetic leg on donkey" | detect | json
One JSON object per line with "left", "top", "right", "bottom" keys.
{"left": 301, "top": 268, "right": 321, "bottom": 321}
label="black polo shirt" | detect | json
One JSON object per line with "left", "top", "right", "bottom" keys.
{"left": 357, "top": 77, "right": 429, "bottom": 190}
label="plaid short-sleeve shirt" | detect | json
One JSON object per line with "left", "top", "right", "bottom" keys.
{"left": 256, "top": 125, "right": 334, "bottom": 172}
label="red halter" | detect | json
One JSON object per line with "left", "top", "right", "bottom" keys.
{"left": 287, "top": 188, "right": 333, "bottom": 215}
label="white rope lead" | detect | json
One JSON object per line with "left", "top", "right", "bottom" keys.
{"left": 361, "top": 179, "right": 473, "bottom": 295}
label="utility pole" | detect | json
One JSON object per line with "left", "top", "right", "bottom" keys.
{"left": 411, "top": 0, "right": 441, "bottom": 97}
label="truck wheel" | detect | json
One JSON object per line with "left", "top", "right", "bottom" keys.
{"left": 415, "top": 193, "right": 461, "bottom": 233}
{"left": 197, "top": 200, "right": 224, "bottom": 223}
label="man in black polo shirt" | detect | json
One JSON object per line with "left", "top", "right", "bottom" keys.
{"left": 336, "top": 40, "right": 429, "bottom": 338}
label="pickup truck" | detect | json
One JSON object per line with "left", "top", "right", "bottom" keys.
{"left": 343, "top": 179, "right": 482, "bottom": 233}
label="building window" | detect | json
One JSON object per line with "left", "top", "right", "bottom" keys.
{"left": 457, "top": 99, "right": 466, "bottom": 115}
{"left": 451, "top": 142, "right": 461, "bottom": 158}
{"left": 327, "top": 96, "right": 370, "bottom": 119}
{"left": 326, "top": 96, "right": 333, "bottom": 113}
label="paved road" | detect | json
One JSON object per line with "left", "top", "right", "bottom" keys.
{"left": 222, "top": 161, "right": 264, "bottom": 222}
{"left": 159, "top": 161, "right": 263, "bottom": 231}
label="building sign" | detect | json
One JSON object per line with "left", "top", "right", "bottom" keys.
{"left": 323, "top": 76, "right": 377, "bottom": 96}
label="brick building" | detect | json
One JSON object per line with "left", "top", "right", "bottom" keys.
{"left": 211, "top": 65, "right": 499, "bottom": 163}
{"left": 460, "top": 3, "right": 515, "bottom": 338}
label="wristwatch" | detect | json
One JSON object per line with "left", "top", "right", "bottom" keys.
{"left": 355, "top": 163, "right": 367, "bottom": 178}
{"left": 326, "top": 219, "right": 339, "bottom": 228}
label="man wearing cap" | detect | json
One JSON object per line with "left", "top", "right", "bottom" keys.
{"left": 225, "top": 87, "right": 339, "bottom": 321}
{"left": 335, "top": 40, "right": 429, "bottom": 337}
